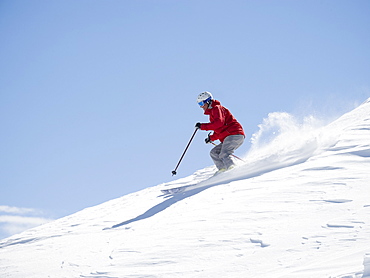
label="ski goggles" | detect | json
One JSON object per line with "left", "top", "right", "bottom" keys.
{"left": 198, "top": 97, "right": 212, "bottom": 107}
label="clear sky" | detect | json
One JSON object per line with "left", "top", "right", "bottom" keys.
{"left": 1, "top": 0, "right": 369, "bottom": 239}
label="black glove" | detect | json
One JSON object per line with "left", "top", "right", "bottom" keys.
{"left": 195, "top": 122, "right": 202, "bottom": 129}
{"left": 205, "top": 132, "right": 212, "bottom": 144}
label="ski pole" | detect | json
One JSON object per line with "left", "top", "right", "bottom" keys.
{"left": 210, "top": 142, "right": 245, "bottom": 162}
{"left": 172, "top": 128, "right": 199, "bottom": 176}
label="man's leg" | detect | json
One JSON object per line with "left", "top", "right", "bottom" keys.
{"left": 219, "top": 135, "right": 244, "bottom": 169}
{"left": 210, "top": 143, "right": 225, "bottom": 170}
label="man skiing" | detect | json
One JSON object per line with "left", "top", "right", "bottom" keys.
{"left": 195, "top": 91, "right": 245, "bottom": 174}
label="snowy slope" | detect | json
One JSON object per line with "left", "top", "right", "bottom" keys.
{"left": 1, "top": 99, "right": 370, "bottom": 278}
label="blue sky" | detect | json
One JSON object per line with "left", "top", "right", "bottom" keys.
{"left": 1, "top": 0, "right": 369, "bottom": 239}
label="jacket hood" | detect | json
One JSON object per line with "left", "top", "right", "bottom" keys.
{"left": 211, "top": 99, "right": 221, "bottom": 106}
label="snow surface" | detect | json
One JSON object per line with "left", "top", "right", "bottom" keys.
{"left": 1, "top": 99, "right": 370, "bottom": 278}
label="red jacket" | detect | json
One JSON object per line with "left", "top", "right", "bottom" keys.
{"left": 200, "top": 100, "right": 245, "bottom": 142}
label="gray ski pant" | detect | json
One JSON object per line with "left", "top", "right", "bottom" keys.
{"left": 210, "top": 134, "right": 244, "bottom": 170}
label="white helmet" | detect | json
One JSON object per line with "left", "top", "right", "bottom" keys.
{"left": 197, "top": 91, "right": 213, "bottom": 106}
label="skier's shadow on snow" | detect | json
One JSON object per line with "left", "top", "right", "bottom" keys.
{"left": 107, "top": 184, "right": 218, "bottom": 229}
{"left": 107, "top": 168, "right": 275, "bottom": 229}
{"left": 107, "top": 154, "right": 314, "bottom": 230}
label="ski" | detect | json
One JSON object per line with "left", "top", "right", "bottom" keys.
{"left": 161, "top": 186, "right": 187, "bottom": 195}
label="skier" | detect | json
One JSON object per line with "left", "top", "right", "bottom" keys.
{"left": 195, "top": 91, "right": 245, "bottom": 174}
